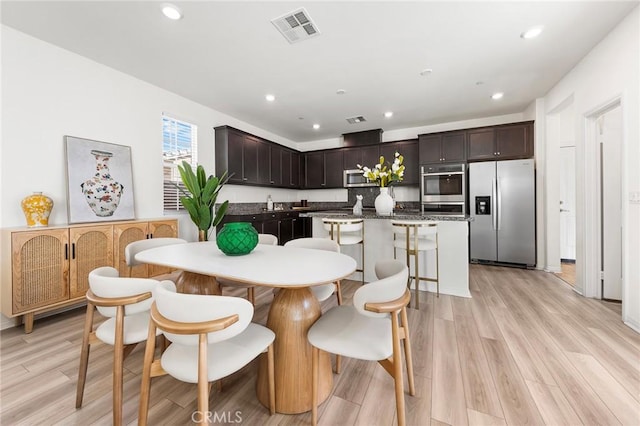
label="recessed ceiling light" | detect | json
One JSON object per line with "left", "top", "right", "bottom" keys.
{"left": 491, "top": 92, "right": 504, "bottom": 100}
{"left": 520, "top": 26, "right": 543, "bottom": 39}
{"left": 420, "top": 68, "right": 433, "bottom": 76}
{"left": 336, "top": 89, "right": 346, "bottom": 95}
{"left": 265, "top": 94, "right": 275, "bottom": 102}
{"left": 384, "top": 111, "right": 394, "bottom": 118}
{"left": 313, "top": 124, "right": 320, "bottom": 130}
{"left": 161, "top": 3, "right": 182, "bottom": 20}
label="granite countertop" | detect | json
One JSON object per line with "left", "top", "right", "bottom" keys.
{"left": 300, "top": 209, "right": 472, "bottom": 221}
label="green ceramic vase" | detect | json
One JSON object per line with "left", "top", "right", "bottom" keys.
{"left": 216, "top": 222, "right": 259, "bottom": 256}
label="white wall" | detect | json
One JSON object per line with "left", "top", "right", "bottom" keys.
{"left": 542, "top": 6, "right": 639, "bottom": 330}
{"left": 0, "top": 26, "right": 302, "bottom": 328}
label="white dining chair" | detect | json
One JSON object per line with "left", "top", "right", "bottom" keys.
{"left": 76, "top": 266, "right": 176, "bottom": 426}
{"left": 283, "top": 237, "right": 343, "bottom": 305}
{"left": 307, "top": 259, "right": 414, "bottom": 426}
{"left": 125, "top": 237, "right": 187, "bottom": 281}
{"left": 217, "top": 233, "right": 278, "bottom": 305}
{"left": 138, "top": 286, "right": 276, "bottom": 425}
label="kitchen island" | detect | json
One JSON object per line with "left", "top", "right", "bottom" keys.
{"left": 301, "top": 210, "right": 472, "bottom": 298}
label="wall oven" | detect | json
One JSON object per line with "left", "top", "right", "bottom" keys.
{"left": 344, "top": 169, "right": 377, "bottom": 188}
{"left": 421, "top": 163, "right": 466, "bottom": 215}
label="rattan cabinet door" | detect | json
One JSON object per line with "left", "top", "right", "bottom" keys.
{"left": 69, "top": 225, "right": 114, "bottom": 299}
{"left": 113, "top": 222, "right": 149, "bottom": 277}
{"left": 11, "top": 229, "right": 70, "bottom": 314}
{"left": 148, "top": 219, "right": 177, "bottom": 239}
{"left": 147, "top": 220, "right": 178, "bottom": 277}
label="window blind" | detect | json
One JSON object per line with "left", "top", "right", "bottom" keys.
{"left": 162, "top": 115, "right": 197, "bottom": 211}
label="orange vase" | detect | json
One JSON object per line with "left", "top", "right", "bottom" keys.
{"left": 21, "top": 192, "right": 54, "bottom": 227}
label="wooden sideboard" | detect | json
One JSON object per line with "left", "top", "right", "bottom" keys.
{"left": 1, "top": 218, "right": 177, "bottom": 333}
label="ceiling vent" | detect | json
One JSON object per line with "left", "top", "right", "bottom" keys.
{"left": 346, "top": 116, "right": 367, "bottom": 124}
{"left": 271, "top": 8, "right": 320, "bottom": 44}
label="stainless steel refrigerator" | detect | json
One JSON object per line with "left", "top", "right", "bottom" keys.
{"left": 469, "top": 159, "right": 536, "bottom": 266}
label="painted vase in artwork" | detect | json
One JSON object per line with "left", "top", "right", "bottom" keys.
{"left": 81, "top": 150, "right": 124, "bottom": 217}
{"left": 21, "top": 192, "right": 54, "bottom": 227}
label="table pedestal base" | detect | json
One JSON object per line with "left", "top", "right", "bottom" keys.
{"left": 174, "top": 271, "right": 221, "bottom": 295}
{"left": 256, "top": 287, "right": 332, "bottom": 414}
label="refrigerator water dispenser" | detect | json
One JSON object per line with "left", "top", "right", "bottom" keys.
{"left": 475, "top": 196, "right": 491, "bottom": 215}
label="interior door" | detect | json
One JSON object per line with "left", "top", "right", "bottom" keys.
{"left": 601, "top": 106, "right": 622, "bottom": 301}
{"left": 559, "top": 146, "right": 576, "bottom": 260}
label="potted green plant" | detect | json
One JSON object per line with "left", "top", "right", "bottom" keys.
{"left": 177, "top": 160, "right": 229, "bottom": 241}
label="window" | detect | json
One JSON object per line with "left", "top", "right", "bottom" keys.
{"left": 162, "top": 115, "right": 197, "bottom": 211}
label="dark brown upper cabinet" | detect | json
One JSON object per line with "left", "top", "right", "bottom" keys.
{"left": 380, "top": 139, "right": 419, "bottom": 185}
{"left": 304, "top": 149, "right": 344, "bottom": 189}
{"left": 342, "top": 129, "right": 383, "bottom": 146}
{"left": 324, "top": 149, "right": 344, "bottom": 188}
{"left": 269, "top": 145, "right": 282, "bottom": 186}
{"left": 281, "top": 149, "right": 300, "bottom": 188}
{"left": 215, "top": 126, "right": 259, "bottom": 184}
{"left": 467, "top": 121, "right": 533, "bottom": 161}
{"left": 343, "top": 145, "right": 380, "bottom": 170}
{"left": 216, "top": 126, "right": 300, "bottom": 188}
{"left": 305, "top": 151, "right": 325, "bottom": 188}
{"left": 418, "top": 131, "right": 466, "bottom": 164}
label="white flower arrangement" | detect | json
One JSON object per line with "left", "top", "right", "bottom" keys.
{"left": 357, "top": 151, "right": 405, "bottom": 187}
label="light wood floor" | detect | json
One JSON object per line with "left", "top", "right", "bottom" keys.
{"left": 1, "top": 265, "right": 639, "bottom": 425}
{"left": 555, "top": 262, "right": 576, "bottom": 286}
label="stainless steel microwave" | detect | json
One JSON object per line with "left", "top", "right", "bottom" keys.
{"left": 344, "top": 169, "right": 377, "bottom": 188}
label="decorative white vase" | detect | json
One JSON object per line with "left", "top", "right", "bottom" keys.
{"left": 374, "top": 187, "right": 394, "bottom": 216}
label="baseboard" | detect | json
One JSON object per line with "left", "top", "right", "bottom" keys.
{"left": 623, "top": 318, "right": 640, "bottom": 334}
{"left": 0, "top": 314, "right": 15, "bottom": 331}
{"left": 0, "top": 302, "right": 86, "bottom": 331}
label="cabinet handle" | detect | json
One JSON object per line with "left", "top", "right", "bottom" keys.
{"left": 270, "top": 181, "right": 274, "bottom": 184}
{"left": 64, "top": 243, "right": 68, "bottom": 260}
{"left": 243, "top": 177, "right": 248, "bottom": 181}
{"left": 72, "top": 243, "right": 76, "bottom": 260}
{"left": 494, "top": 152, "right": 497, "bottom": 155}
{"left": 149, "top": 233, "right": 153, "bottom": 239}
{"left": 497, "top": 151, "right": 500, "bottom": 155}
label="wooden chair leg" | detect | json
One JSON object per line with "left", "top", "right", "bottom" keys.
{"left": 267, "top": 344, "right": 275, "bottom": 415}
{"left": 197, "top": 334, "right": 209, "bottom": 424}
{"left": 312, "top": 346, "right": 319, "bottom": 426}
{"left": 391, "top": 313, "right": 406, "bottom": 426}
{"left": 113, "top": 306, "right": 125, "bottom": 426}
{"left": 138, "top": 321, "right": 158, "bottom": 426}
{"left": 335, "top": 281, "right": 343, "bottom": 305}
{"left": 400, "top": 307, "right": 415, "bottom": 396}
{"left": 247, "top": 287, "right": 255, "bottom": 306}
{"left": 335, "top": 354, "right": 342, "bottom": 374}
{"left": 76, "top": 303, "right": 95, "bottom": 408}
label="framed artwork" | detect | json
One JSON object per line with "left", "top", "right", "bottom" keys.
{"left": 64, "top": 136, "right": 135, "bottom": 223}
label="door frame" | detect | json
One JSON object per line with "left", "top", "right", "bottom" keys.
{"left": 583, "top": 96, "right": 624, "bottom": 302}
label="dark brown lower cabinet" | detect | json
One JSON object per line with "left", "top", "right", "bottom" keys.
{"left": 218, "top": 212, "right": 310, "bottom": 246}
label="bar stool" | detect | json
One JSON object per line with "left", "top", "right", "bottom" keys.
{"left": 322, "top": 218, "right": 365, "bottom": 284}
{"left": 391, "top": 220, "right": 439, "bottom": 309}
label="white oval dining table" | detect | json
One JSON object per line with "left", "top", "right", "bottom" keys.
{"left": 135, "top": 241, "right": 357, "bottom": 414}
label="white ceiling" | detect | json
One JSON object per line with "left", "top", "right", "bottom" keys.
{"left": 2, "top": 1, "right": 637, "bottom": 143}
